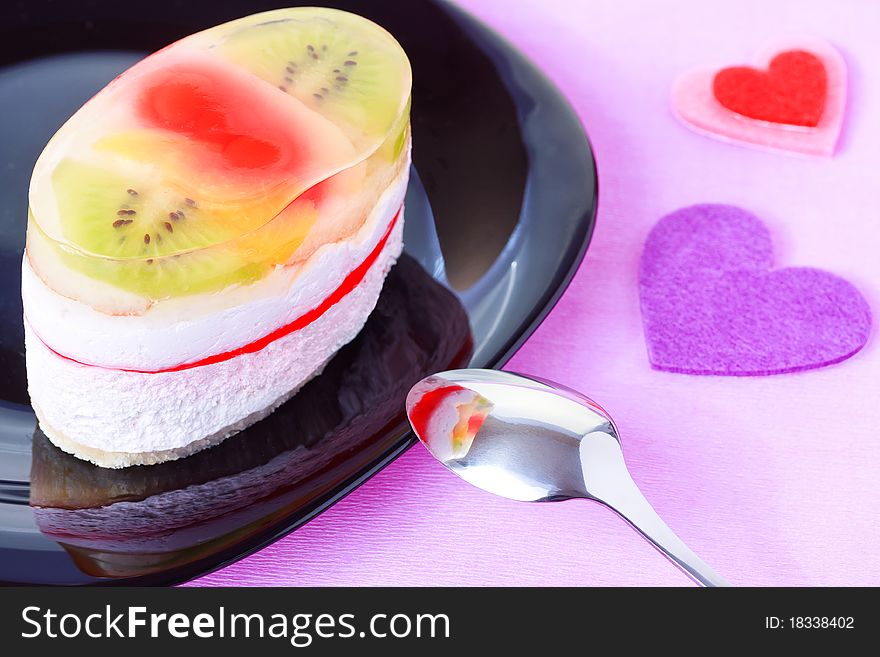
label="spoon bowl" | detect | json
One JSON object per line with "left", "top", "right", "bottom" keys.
{"left": 406, "top": 369, "right": 730, "bottom": 587}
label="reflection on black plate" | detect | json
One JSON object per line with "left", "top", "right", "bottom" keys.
{"left": 29, "top": 256, "right": 471, "bottom": 580}
{"left": 0, "top": 0, "right": 596, "bottom": 585}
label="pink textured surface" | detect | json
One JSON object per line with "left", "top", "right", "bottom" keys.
{"left": 189, "top": 0, "right": 880, "bottom": 586}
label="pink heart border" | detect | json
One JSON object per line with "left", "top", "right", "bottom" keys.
{"left": 671, "top": 37, "right": 847, "bottom": 156}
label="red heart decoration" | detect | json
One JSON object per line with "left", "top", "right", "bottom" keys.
{"left": 712, "top": 50, "right": 827, "bottom": 127}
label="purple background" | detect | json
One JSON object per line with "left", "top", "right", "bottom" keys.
{"left": 189, "top": 0, "right": 880, "bottom": 586}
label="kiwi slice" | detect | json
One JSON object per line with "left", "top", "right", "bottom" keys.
{"left": 46, "top": 159, "right": 271, "bottom": 298}
{"left": 30, "top": 213, "right": 266, "bottom": 300}
{"left": 74, "top": 245, "right": 266, "bottom": 299}
{"left": 213, "top": 9, "right": 410, "bottom": 147}
{"left": 43, "top": 157, "right": 329, "bottom": 299}
{"left": 52, "top": 158, "right": 244, "bottom": 260}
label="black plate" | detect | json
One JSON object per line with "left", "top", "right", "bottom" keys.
{"left": 0, "top": 0, "right": 597, "bottom": 585}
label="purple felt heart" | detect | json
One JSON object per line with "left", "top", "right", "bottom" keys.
{"left": 639, "top": 204, "right": 872, "bottom": 375}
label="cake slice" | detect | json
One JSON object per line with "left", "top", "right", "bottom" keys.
{"left": 22, "top": 8, "right": 412, "bottom": 467}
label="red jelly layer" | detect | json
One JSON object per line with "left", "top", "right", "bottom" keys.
{"left": 39, "top": 207, "right": 401, "bottom": 374}
{"left": 138, "top": 62, "right": 305, "bottom": 177}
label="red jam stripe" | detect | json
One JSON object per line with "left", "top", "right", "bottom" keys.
{"left": 38, "top": 207, "right": 401, "bottom": 374}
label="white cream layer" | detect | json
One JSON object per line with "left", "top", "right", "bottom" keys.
{"left": 26, "top": 215, "right": 404, "bottom": 461}
{"left": 22, "top": 156, "right": 409, "bottom": 371}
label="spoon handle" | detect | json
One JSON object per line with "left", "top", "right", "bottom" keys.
{"left": 579, "top": 431, "right": 731, "bottom": 587}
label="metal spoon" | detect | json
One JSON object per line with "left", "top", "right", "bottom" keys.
{"left": 405, "top": 368, "right": 730, "bottom": 587}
